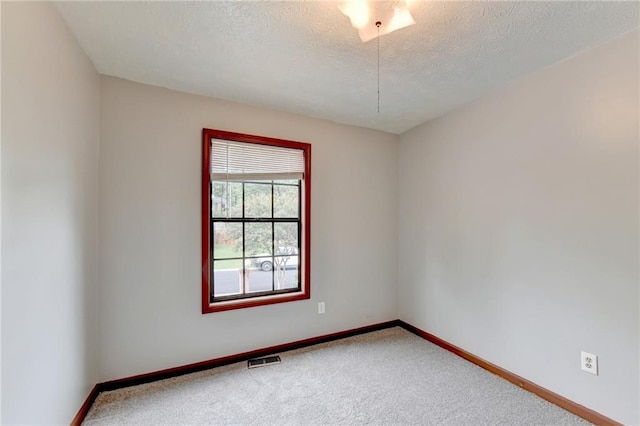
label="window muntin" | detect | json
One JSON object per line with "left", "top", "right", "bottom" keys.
{"left": 202, "top": 129, "right": 311, "bottom": 313}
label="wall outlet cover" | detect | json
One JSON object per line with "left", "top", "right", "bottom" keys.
{"left": 581, "top": 351, "right": 598, "bottom": 375}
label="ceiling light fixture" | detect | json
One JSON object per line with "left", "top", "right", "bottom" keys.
{"left": 339, "top": 0, "right": 415, "bottom": 42}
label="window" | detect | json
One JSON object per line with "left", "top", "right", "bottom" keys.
{"left": 202, "top": 129, "right": 311, "bottom": 313}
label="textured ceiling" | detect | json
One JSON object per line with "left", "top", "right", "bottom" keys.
{"left": 54, "top": 1, "right": 639, "bottom": 134}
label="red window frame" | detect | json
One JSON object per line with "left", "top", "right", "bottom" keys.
{"left": 201, "top": 128, "right": 311, "bottom": 313}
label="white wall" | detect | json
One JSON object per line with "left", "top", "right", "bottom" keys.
{"left": 98, "top": 76, "right": 398, "bottom": 381}
{"left": 398, "top": 29, "right": 639, "bottom": 424}
{"left": 1, "top": 2, "right": 100, "bottom": 423}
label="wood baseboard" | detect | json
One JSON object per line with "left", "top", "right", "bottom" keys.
{"left": 71, "top": 320, "right": 400, "bottom": 423}
{"left": 100, "top": 320, "right": 400, "bottom": 391}
{"left": 70, "top": 384, "right": 100, "bottom": 426}
{"left": 398, "top": 320, "right": 621, "bottom": 426}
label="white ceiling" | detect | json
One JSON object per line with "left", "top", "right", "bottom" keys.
{"left": 54, "top": 1, "right": 639, "bottom": 134}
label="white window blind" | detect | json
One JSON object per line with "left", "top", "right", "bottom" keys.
{"left": 211, "top": 139, "right": 305, "bottom": 181}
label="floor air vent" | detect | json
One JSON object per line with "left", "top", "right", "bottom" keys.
{"left": 248, "top": 355, "right": 281, "bottom": 369}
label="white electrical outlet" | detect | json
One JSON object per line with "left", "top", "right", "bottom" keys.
{"left": 318, "top": 302, "right": 325, "bottom": 314}
{"left": 581, "top": 351, "right": 598, "bottom": 375}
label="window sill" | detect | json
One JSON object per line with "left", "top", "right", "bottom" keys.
{"left": 202, "top": 290, "right": 310, "bottom": 313}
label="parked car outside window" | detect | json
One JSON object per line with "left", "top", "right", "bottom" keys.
{"left": 247, "top": 247, "right": 299, "bottom": 272}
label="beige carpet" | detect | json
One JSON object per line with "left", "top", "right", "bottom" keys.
{"left": 84, "top": 327, "right": 590, "bottom": 425}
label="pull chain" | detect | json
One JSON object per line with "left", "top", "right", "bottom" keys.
{"left": 376, "top": 21, "right": 381, "bottom": 114}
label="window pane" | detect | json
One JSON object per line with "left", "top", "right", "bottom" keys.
{"left": 245, "top": 222, "right": 272, "bottom": 256}
{"left": 213, "top": 222, "right": 242, "bottom": 259}
{"left": 212, "top": 181, "right": 242, "bottom": 218}
{"left": 244, "top": 182, "right": 272, "bottom": 218}
{"left": 274, "top": 184, "right": 299, "bottom": 218}
{"left": 273, "top": 255, "right": 298, "bottom": 291}
{"left": 213, "top": 260, "right": 243, "bottom": 297}
{"left": 273, "top": 223, "right": 299, "bottom": 291}
{"left": 246, "top": 268, "right": 273, "bottom": 293}
{"left": 274, "top": 222, "right": 298, "bottom": 251}
{"left": 274, "top": 259, "right": 298, "bottom": 290}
